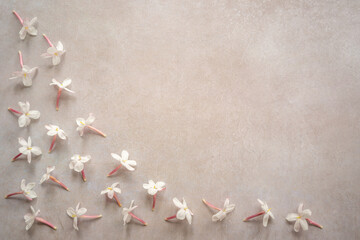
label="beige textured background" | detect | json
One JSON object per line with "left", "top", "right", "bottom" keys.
{"left": 1, "top": 0, "right": 360, "bottom": 239}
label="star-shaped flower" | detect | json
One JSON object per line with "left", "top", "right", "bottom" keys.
{"left": 101, "top": 182, "right": 122, "bottom": 207}
{"left": 17, "top": 136, "right": 42, "bottom": 163}
{"left": 8, "top": 101, "right": 40, "bottom": 127}
{"left": 45, "top": 124, "right": 66, "bottom": 152}
{"left": 24, "top": 206, "right": 57, "bottom": 230}
{"left": 5, "top": 179, "right": 37, "bottom": 201}
{"left": 41, "top": 34, "right": 65, "bottom": 66}
{"left": 76, "top": 113, "right": 106, "bottom": 137}
{"left": 203, "top": 198, "right": 235, "bottom": 222}
{"left": 143, "top": 180, "right": 166, "bottom": 211}
{"left": 165, "top": 198, "right": 194, "bottom": 224}
{"left": 13, "top": 11, "right": 38, "bottom": 40}
{"left": 122, "top": 200, "right": 147, "bottom": 226}
{"left": 107, "top": 150, "right": 136, "bottom": 176}
{"left": 286, "top": 203, "right": 312, "bottom": 232}
{"left": 69, "top": 155, "right": 91, "bottom": 181}
{"left": 50, "top": 78, "right": 75, "bottom": 111}
{"left": 67, "top": 203, "right": 102, "bottom": 231}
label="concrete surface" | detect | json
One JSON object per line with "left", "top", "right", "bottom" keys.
{"left": 0, "top": 0, "right": 359, "bottom": 239}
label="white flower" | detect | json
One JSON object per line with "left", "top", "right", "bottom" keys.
{"left": 19, "top": 17, "right": 38, "bottom": 40}
{"left": 21, "top": 179, "right": 37, "bottom": 200}
{"left": 24, "top": 206, "right": 40, "bottom": 230}
{"left": 286, "top": 203, "right": 312, "bottom": 232}
{"left": 211, "top": 198, "right": 235, "bottom": 222}
{"left": 50, "top": 78, "right": 75, "bottom": 93}
{"left": 173, "top": 198, "right": 193, "bottom": 224}
{"left": 76, "top": 113, "right": 95, "bottom": 136}
{"left": 18, "top": 136, "right": 42, "bottom": 163}
{"left": 41, "top": 41, "right": 65, "bottom": 65}
{"left": 69, "top": 154, "right": 91, "bottom": 172}
{"left": 143, "top": 180, "right": 165, "bottom": 195}
{"left": 101, "top": 182, "right": 121, "bottom": 199}
{"left": 67, "top": 203, "right": 87, "bottom": 231}
{"left": 111, "top": 150, "right": 136, "bottom": 171}
{"left": 45, "top": 124, "right": 67, "bottom": 139}
{"left": 39, "top": 166, "right": 55, "bottom": 184}
{"left": 10, "top": 65, "right": 38, "bottom": 86}
{"left": 257, "top": 199, "right": 274, "bottom": 227}
{"left": 122, "top": 200, "right": 138, "bottom": 225}
{"left": 17, "top": 101, "right": 40, "bottom": 127}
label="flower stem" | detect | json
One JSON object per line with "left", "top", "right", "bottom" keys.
{"left": 12, "top": 10, "right": 23, "bottom": 25}
{"left": 243, "top": 211, "right": 265, "bottom": 221}
{"left": 18, "top": 51, "right": 24, "bottom": 68}
{"left": 152, "top": 194, "right": 157, "bottom": 211}
{"left": 306, "top": 218, "right": 323, "bottom": 229}
{"left": 81, "top": 170, "right": 86, "bottom": 182}
{"left": 165, "top": 215, "right": 177, "bottom": 221}
{"left": 56, "top": 88, "right": 62, "bottom": 111}
{"left": 48, "top": 135, "right": 57, "bottom": 153}
{"left": 36, "top": 217, "right": 57, "bottom": 230}
{"left": 4, "top": 191, "right": 23, "bottom": 199}
{"left": 202, "top": 199, "right": 222, "bottom": 211}
{"left": 107, "top": 164, "right": 122, "bottom": 177}
{"left": 8, "top": 107, "right": 22, "bottom": 114}
{"left": 42, "top": 34, "right": 54, "bottom": 47}
{"left": 86, "top": 125, "right": 106, "bottom": 137}
{"left": 50, "top": 175, "right": 69, "bottom": 191}
{"left": 129, "top": 212, "right": 147, "bottom": 226}
{"left": 113, "top": 193, "right": 122, "bottom": 207}
{"left": 80, "top": 215, "right": 102, "bottom": 219}
{"left": 12, "top": 153, "right": 22, "bottom": 161}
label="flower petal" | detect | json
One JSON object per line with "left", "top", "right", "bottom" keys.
{"left": 185, "top": 211, "right": 192, "bottom": 224}
{"left": 111, "top": 153, "right": 121, "bottom": 161}
{"left": 176, "top": 209, "right": 186, "bottom": 220}
{"left": 52, "top": 55, "right": 61, "bottom": 65}
{"left": 31, "top": 146, "right": 42, "bottom": 155}
{"left": 299, "top": 219, "right": 308, "bottom": 231}
{"left": 173, "top": 198, "right": 183, "bottom": 208}
{"left": 263, "top": 213, "right": 269, "bottom": 227}
{"left": 294, "top": 220, "right": 301, "bottom": 232}
{"left": 286, "top": 213, "right": 298, "bottom": 222}
{"left": 74, "top": 162, "right": 84, "bottom": 172}
{"left": 67, "top": 208, "right": 75, "bottom": 217}
{"left": 27, "top": 110, "right": 40, "bottom": 119}
{"left": 121, "top": 150, "right": 129, "bottom": 160}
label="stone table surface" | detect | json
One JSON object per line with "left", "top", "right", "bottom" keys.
{"left": 0, "top": 0, "right": 359, "bottom": 239}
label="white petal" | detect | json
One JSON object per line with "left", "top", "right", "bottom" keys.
{"left": 77, "top": 208, "right": 87, "bottom": 216}
{"left": 173, "top": 198, "right": 183, "bottom": 208}
{"left": 302, "top": 209, "right": 312, "bottom": 218}
{"left": 58, "top": 130, "right": 66, "bottom": 140}
{"left": 56, "top": 41, "right": 64, "bottom": 51}
{"left": 298, "top": 203, "right": 303, "bottom": 214}
{"left": 113, "top": 188, "right": 121, "bottom": 193}
{"left": 47, "top": 166, "right": 55, "bottom": 173}
{"left": 185, "top": 211, "right": 192, "bottom": 224}
{"left": 156, "top": 181, "right": 166, "bottom": 189}
{"left": 27, "top": 26, "right": 37, "bottom": 35}
{"left": 18, "top": 137, "right": 27, "bottom": 146}
{"left": 299, "top": 219, "right": 308, "bottom": 231}
{"left": 74, "top": 162, "right": 84, "bottom": 172}
{"left": 143, "top": 183, "right": 150, "bottom": 189}
{"left": 19, "top": 27, "right": 27, "bottom": 40}
{"left": 21, "top": 179, "right": 26, "bottom": 190}
{"left": 263, "top": 213, "right": 269, "bottom": 227}
{"left": 67, "top": 208, "right": 75, "bottom": 217}
{"left": 100, "top": 189, "right": 108, "bottom": 195}
{"left": 126, "top": 160, "right": 136, "bottom": 166}
{"left": 286, "top": 213, "right": 299, "bottom": 222}
{"left": 123, "top": 162, "right": 135, "bottom": 171}
{"left": 111, "top": 153, "right": 121, "bottom": 161}
{"left": 73, "top": 217, "right": 78, "bottom": 230}
{"left": 294, "top": 220, "right": 301, "bottom": 232}
{"left": 62, "top": 78, "right": 72, "bottom": 87}
{"left": 176, "top": 209, "right": 186, "bottom": 220}
{"left": 31, "top": 146, "right": 42, "bottom": 155}
{"left": 39, "top": 174, "right": 49, "bottom": 184}
{"left": 26, "top": 190, "right": 37, "bottom": 199}
{"left": 27, "top": 152, "right": 32, "bottom": 163}
{"left": 107, "top": 190, "right": 114, "bottom": 199}
{"left": 212, "top": 211, "right": 226, "bottom": 222}
{"left": 18, "top": 115, "right": 29, "bottom": 127}
{"left": 85, "top": 113, "right": 95, "bottom": 125}
{"left": 121, "top": 150, "right": 129, "bottom": 160}
{"left": 27, "top": 110, "right": 40, "bottom": 119}
{"left": 52, "top": 55, "right": 61, "bottom": 65}
{"left": 148, "top": 188, "right": 158, "bottom": 195}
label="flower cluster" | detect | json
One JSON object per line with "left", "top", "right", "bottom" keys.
{"left": 5, "top": 10, "right": 324, "bottom": 234}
